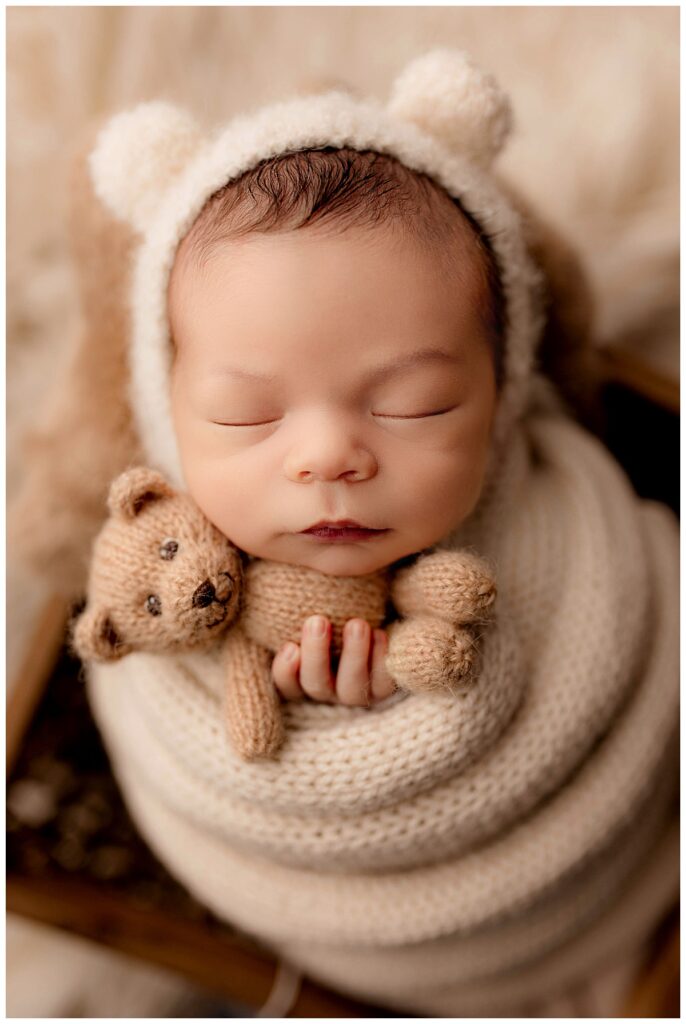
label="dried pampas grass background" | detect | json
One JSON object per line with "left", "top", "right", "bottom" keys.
{"left": 7, "top": 6, "right": 678, "bottom": 1017}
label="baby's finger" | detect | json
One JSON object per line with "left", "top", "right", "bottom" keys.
{"left": 299, "top": 616, "right": 335, "bottom": 701}
{"left": 336, "top": 619, "right": 372, "bottom": 706}
{"left": 271, "top": 643, "right": 303, "bottom": 700}
{"left": 370, "top": 630, "right": 396, "bottom": 702}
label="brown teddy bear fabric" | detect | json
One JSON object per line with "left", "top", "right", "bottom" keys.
{"left": 73, "top": 467, "right": 497, "bottom": 760}
{"left": 69, "top": 465, "right": 283, "bottom": 760}
{"left": 71, "top": 466, "right": 244, "bottom": 660}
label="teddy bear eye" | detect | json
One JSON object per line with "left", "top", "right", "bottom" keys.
{"left": 159, "top": 539, "right": 179, "bottom": 560}
{"left": 146, "top": 594, "right": 162, "bottom": 616}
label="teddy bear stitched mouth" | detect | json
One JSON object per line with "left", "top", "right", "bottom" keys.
{"left": 206, "top": 606, "right": 228, "bottom": 629}
{"left": 201, "top": 572, "right": 236, "bottom": 627}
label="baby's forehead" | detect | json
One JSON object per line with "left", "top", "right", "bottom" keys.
{"left": 168, "top": 212, "right": 487, "bottom": 339}
{"left": 169, "top": 201, "right": 486, "bottom": 316}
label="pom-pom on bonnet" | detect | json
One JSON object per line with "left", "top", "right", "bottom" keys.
{"left": 90, "top": 50, "right": 543, "bottom": 488}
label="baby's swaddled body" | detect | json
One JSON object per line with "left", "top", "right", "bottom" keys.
{"left": 83, "top": 52, "right": 679, "bottom": 1015}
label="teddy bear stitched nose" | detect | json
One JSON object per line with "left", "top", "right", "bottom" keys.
{"left": 192, "top": 580, "right": 216, "bottom": 608}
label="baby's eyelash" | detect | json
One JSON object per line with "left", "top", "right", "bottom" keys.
{"left": 212, "top": 419, "right": 281, "bottom": 428}
{"left": 373, "top": 406, "right": 457, "bottom": 420}
{"left": 212, "top": 407, "right": 457, "bottom": 427}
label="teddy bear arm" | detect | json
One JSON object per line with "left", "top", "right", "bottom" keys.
{"left": 391, "top": 550, "right": 496, "bottom": 624}
{"left": 223, "top": 625, "right": 284, "bottom": 760}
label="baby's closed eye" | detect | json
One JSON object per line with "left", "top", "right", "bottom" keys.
{"left": 372, "top": 404, "right": 458, "bottom": 420}
{"left": 213, "top": 408, "right": 457, "bottom": 427}
{"left": 212, "top": 416, "right": 282, "bottom": 427}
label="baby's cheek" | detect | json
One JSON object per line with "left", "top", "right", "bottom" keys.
{"left": 196, "top": 462, "right": 273, "bottom": 554}
{"left": 401, "top": 450, "right": 487, "bottom": 537}
{"left": 175, "top": 453, "right": 234, "bottom": 533}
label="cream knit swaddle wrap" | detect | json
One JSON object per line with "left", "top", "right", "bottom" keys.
{"left": 84, "top": 52, "right": 678, "bottom": 1015}
{"left": 88, "top": 403, "right": 679, "bottom": 1015}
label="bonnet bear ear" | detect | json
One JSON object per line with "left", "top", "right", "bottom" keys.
{"left": 107, "top": 466, "right": 175, "bottom": 520}
{"left": 387, "top": 50, "right": 513, "bottom": 168}
{"left": 71, "top": 605, "right": 131, "bottom": 662}
{"left": 88, "top": 102, "right": 202, "bottom": 234}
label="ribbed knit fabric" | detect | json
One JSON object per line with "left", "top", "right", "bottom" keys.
{"left": 87, "top": 404, "right": 679, "bottom": 1014}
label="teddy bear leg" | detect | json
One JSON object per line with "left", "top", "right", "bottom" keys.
{"left": 391, "top": 550, "right": 496, "bottom": 624}
{"left": 385, "top": 616, "right": 481, "bottom": 694}
{"left": 224, "top": 627, "right": 284, "bottom": 759}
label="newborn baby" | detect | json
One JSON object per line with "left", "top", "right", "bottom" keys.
{"left": 80, "top": 52, "right": 678, "bottom": 1017}
{"left": 168, "top": 149, "right": 500, "bottom": 707}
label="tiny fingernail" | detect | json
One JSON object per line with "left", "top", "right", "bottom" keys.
{"left": 307, "top": 616, "right": 327, "bottom": 637}
{"left": 348, "top": 619, "right": 367, "bottom": 640}
{"left": 283, "top": 643, "right": 298, "bottom": 661}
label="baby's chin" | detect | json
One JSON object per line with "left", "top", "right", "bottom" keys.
{"left": 246, "top": 536, "right": 412, "bottom": 577}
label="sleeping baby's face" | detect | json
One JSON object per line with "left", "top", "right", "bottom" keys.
{"left": 169, "top": 223, "right": 497, "bottom": 576}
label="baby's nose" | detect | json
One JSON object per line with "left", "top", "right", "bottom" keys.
{"left": 284, "top": 407, "right": 380, "bottom": 483}
{"left": 284, "top": 431, "right": 377, "bottom": 484}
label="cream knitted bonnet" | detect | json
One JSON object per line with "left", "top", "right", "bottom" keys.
{"left": 88, "top": 50, "right": 544, "bottom": 485}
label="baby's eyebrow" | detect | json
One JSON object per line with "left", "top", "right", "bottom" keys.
{"left": 211, "top": 365, "right": 278, "bottom": 384}
{"left": 210, "top": 348, "right": 460, "bottom": 386}
{"left": 362, "top": 348, "right": 461, "bottom": 386}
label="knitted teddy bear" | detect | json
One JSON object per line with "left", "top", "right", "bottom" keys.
{"left": 73, "top": 466, "right": 497, "bottom": 759}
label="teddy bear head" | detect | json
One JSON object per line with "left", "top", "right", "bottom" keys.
{"left": 72, "top": 466, "right": 243, "bottom": 660}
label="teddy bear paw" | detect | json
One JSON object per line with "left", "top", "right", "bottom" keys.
{"left": 391, "top": 550, "right": 497, "bottom": 625}
{"left": 228, "top": 714, "right": 285, "bottom": 761}
{"left": 386, "top": 617, "right": 481, "bottom": 695}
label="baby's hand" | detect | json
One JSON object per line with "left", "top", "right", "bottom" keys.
{"left": 271, "top": 617, "right": 396, "bottom": 706}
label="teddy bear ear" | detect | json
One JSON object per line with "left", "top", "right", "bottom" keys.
{"left": 88, "top": 102, "right": 202, "bottom": 234}
{"left": 107, "top": 466, "right": 175, "bottom": 520}
{"left": 387, "top": 50, "right": 513, "bottom": 168}
{"left": 71, "top": 605, "right": 131, "bottom": 662}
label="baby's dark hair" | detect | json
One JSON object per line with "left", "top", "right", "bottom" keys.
{"left": 175, "top": 148, "right": 505, "bottom": 384}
